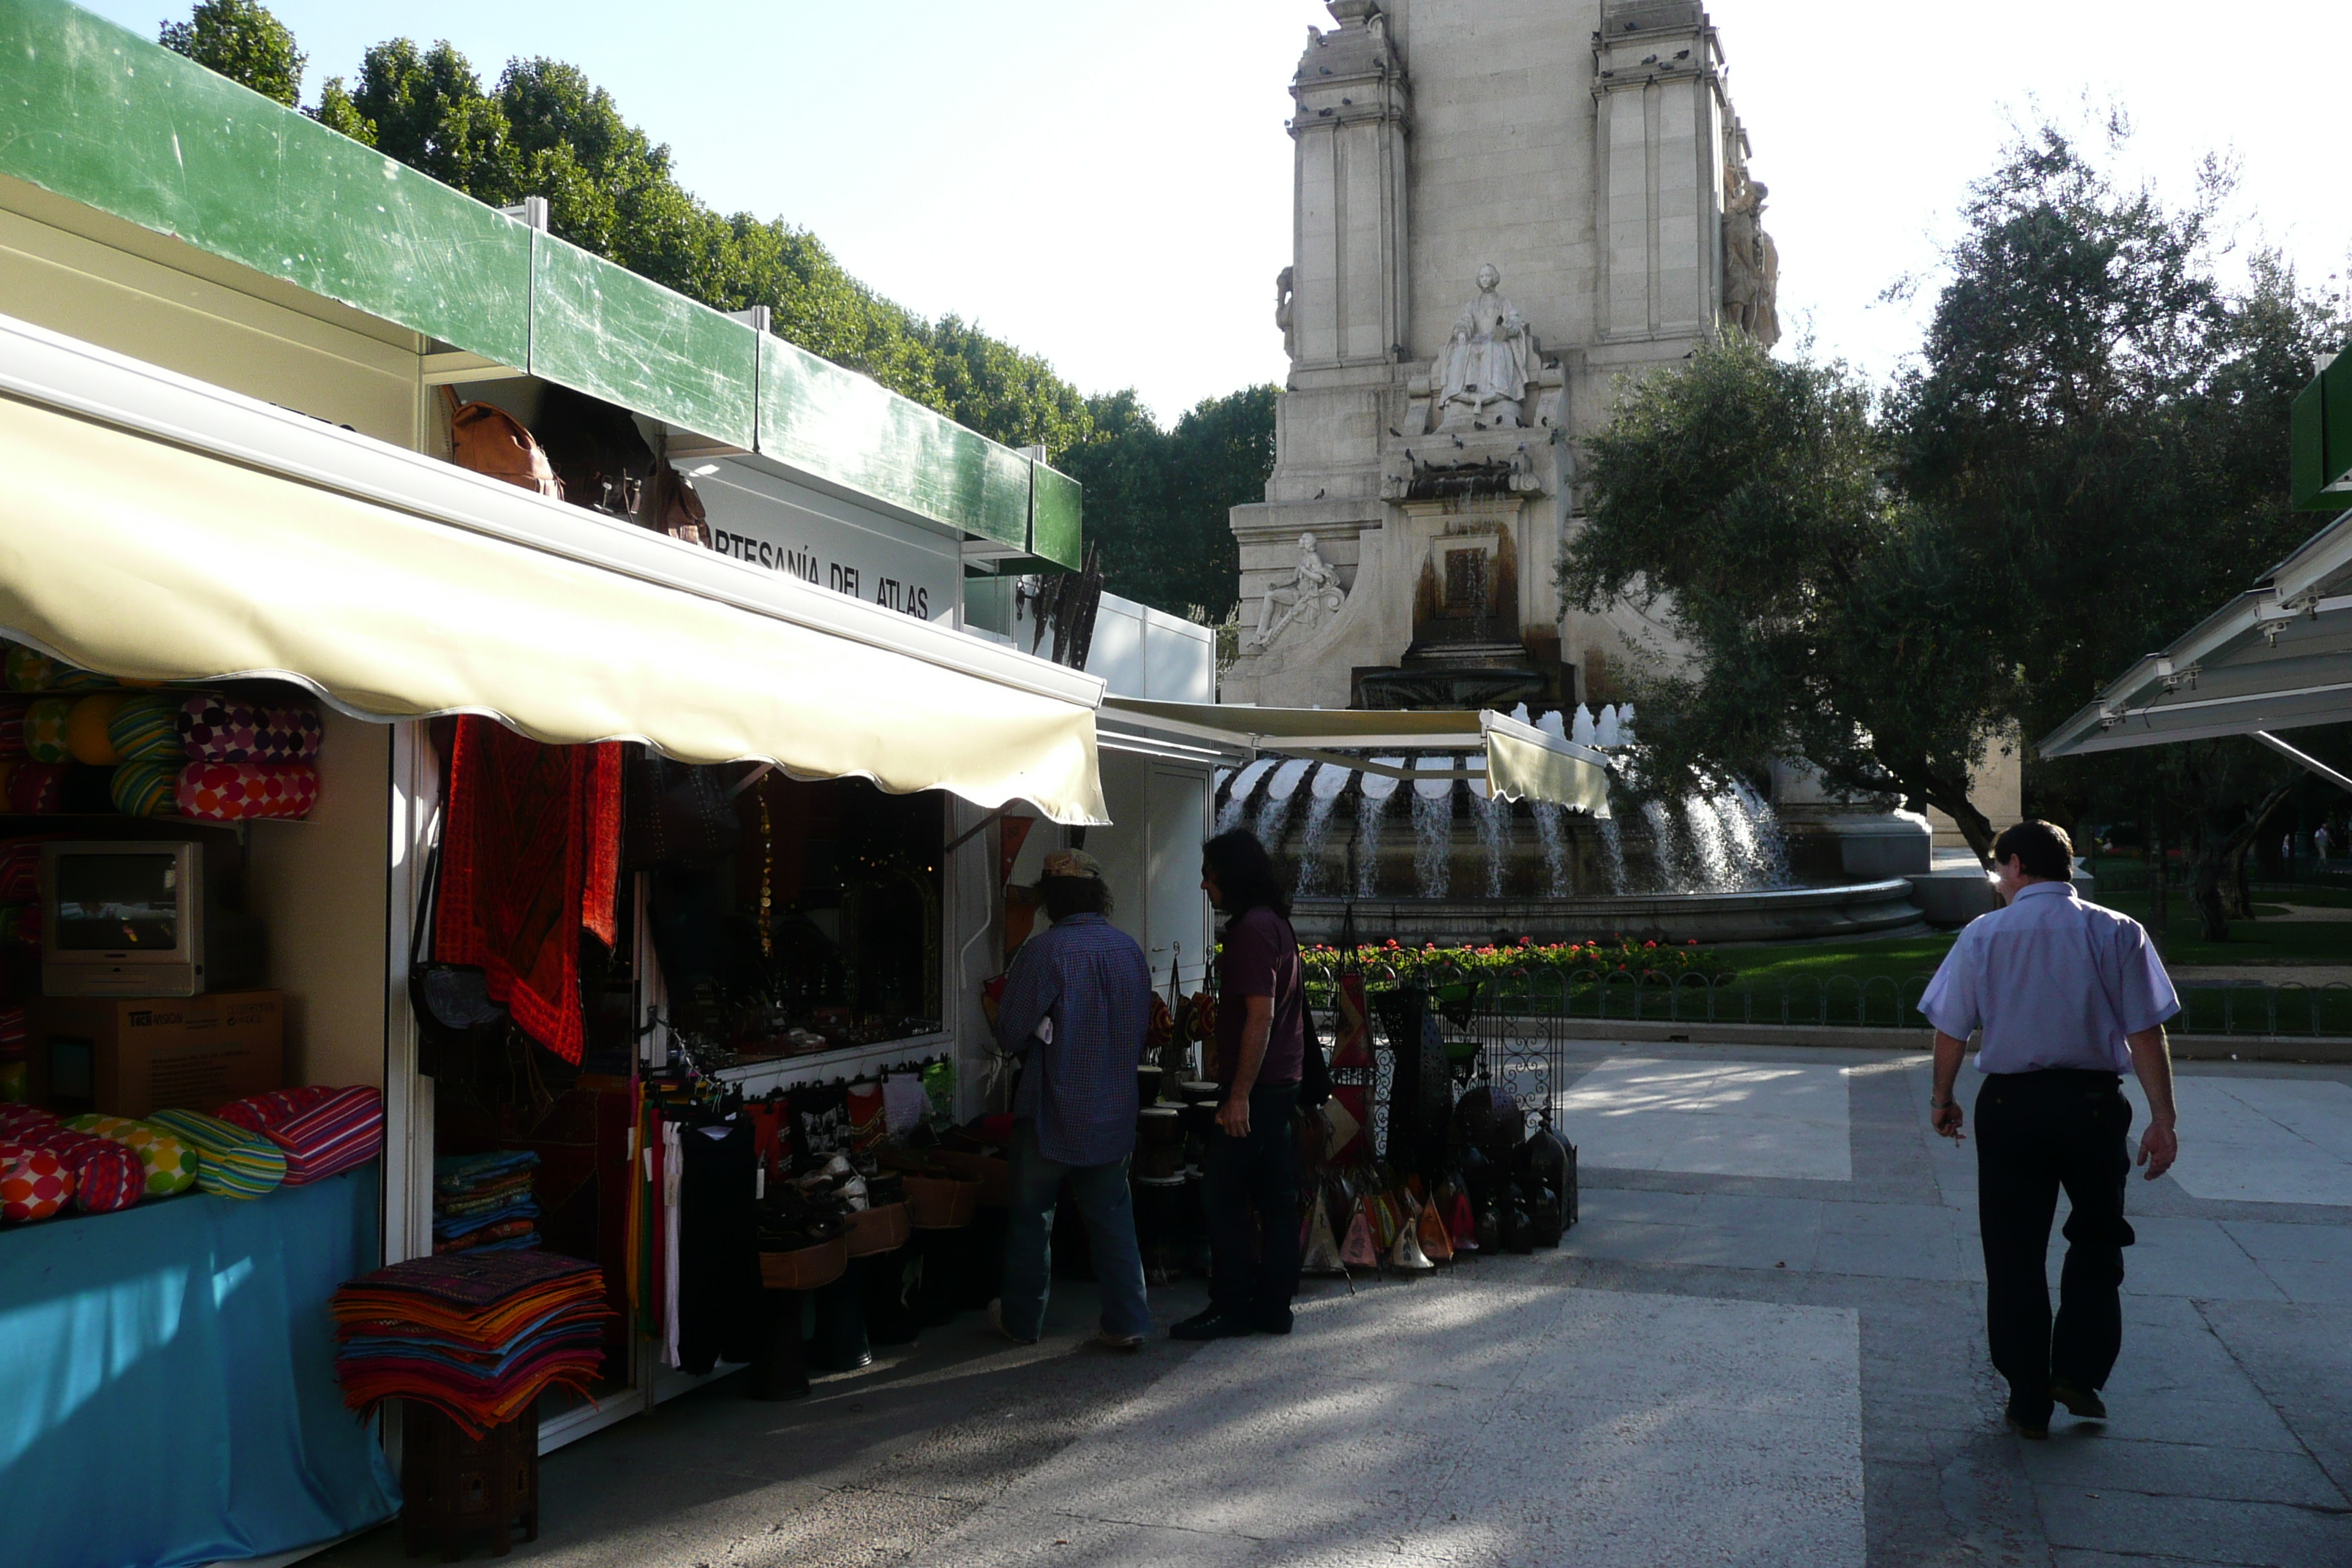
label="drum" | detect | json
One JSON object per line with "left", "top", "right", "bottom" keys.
{"left": 1135, "top": 1106, "right": 1185, "bottom": 1180}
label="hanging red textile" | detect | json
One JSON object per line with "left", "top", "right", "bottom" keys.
{"left": 435, "top": 717, "right": 623, "bottom": 1064}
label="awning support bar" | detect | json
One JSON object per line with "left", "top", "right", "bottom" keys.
{"left": 2253, "top": 731, "right": 2352, "bottom": 794}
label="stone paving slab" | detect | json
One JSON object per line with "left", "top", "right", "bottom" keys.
{"left": 908, "top": 1285, "right": 1864, "bottom": 1568}
{"left": 1556, "top": 1058, "right": 1854, "bottom": 1181}
{"left": 306, "top": 1041, "right": 2351, "bottom": 1568}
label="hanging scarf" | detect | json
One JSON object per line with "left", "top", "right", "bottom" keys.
{"left": 434, "top": 718, "right": 622, "bottom": 1064}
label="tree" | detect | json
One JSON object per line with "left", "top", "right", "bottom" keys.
{"left": 1559, "top": 336, "right": 2020, "bottom": 855}
{"left": 159, "top": 0, "right": 304, "bottom": 108}
{"left": 1567, "top": 121, "right": 2345, "bottom": 881}
{"left": 1058, "top": 385, "right": 1275, "bottom": 620}
{"left": 164, "top": 4, "right": 1266, "bottom": 609}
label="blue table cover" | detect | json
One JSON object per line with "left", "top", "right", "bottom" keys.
{"left": 1, "top": 1166, "right": 402, "bottom": 1568}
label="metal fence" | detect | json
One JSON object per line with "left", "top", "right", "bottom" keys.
{"left": 1305, "top": 960, "right": 2352, "bottom": 1039}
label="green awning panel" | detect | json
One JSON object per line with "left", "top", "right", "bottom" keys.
{"left": 1030, "top": 462, "right": 1084, "bottom": 568}
{"left": 531, "top": 234, "right": 758, "bottom": 453}
{"left": 2291, "top": 349, "right": 2352, "bottom": 511}
{"left": 0, "top": 0, "right": 535, "bottom": 366}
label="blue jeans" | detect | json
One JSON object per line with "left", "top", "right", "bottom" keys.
{"left": 1000, "top": 1120, "right": 1151, "bottom": 1341}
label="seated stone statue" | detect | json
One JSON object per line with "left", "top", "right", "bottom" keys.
{"left": 1247, "top": 532, "right": 1346, "bottom": 652}
{"left": 1436, "top": 264, "right": 1537, "bottom": 431}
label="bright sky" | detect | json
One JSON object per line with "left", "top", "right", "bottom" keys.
{"left": 88, "top": 1, "right": 2352, "bottom": 423}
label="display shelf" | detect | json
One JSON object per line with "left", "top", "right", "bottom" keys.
{"left": 715, "top": 1030, "right": 955, "bottom": 1096}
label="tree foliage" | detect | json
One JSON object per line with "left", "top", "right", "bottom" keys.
{"left": 1560, "top": 337, "right": 2019, "bottom": 853}
{"left": 159, "top": 0, "right": 304, "bottom": 107}
{"left": 1565, "top": 120, "right": 2346, "bottom": 877}
{"left": 1056, "top": 385, "right": 1275, "bottom": 620}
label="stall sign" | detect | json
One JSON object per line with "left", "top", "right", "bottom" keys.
{"left": 689, "top": 458, "right": 959, "bottom": 623}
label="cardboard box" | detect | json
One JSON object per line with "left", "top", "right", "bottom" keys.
{"left": 31, "top": 991, "right": 284, "bottom": 1118}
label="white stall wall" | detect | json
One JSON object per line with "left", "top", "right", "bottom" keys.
{"left": 244, "top": 709, "right": 393, "bottom": 1089}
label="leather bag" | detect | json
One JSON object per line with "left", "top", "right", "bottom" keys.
{"left": 407, "top": 840, "right": 505, "bottom": 1060}
{"left": 444, "top": 388, "right": 564, "bottom": 500}
{"left": 636, "top": 461, "right": 711, "bottom": 548}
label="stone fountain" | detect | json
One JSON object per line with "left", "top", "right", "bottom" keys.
{"left": 1218, "top": 705, "right": 1929, "bottom": 947}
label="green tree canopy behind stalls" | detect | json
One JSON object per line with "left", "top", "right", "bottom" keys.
{"left": 159, "top": 0, "right": 304, "bottom": 108}
{"left": 162, "top": 4, "right": 1270, "bottom": 617}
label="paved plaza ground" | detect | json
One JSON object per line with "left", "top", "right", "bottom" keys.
{"left": 316, "top": 1044, "right": 2352, "bottom": 1567}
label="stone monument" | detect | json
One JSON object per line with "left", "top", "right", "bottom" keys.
{"left": 1224, "top": 0, "right": 1782, "bottom": 715}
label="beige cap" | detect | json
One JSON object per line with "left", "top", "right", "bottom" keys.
{"left": 1041, "top": 848, "right": 1103, "bottom": 880}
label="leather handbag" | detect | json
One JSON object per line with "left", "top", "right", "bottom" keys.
{"left": 443, "top": 388, "right": 564, "bottom": 500}
{"left": 636, "top": 461, "right": 711, "bottom": 548}
{"left": 407, "top": 840, "right": 504, "bottom": 1044}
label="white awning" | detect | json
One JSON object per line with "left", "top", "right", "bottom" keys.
{"left": 2040, "top": 505, "right": 2352, "bottom": 761}
{"left": 0, "top": 313, "right": 1108, "bottom": 824}
{"left": 1099, "top": 697, "right": 1613, "bottom": 817}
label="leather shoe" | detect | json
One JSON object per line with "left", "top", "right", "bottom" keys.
{"left": 2003, "top": 1407, "right": 2049, "bottom": 1441}
{"left": 1253, "top": 1308, "right": 1294, "bottom": 1336}
{"left": 2051, "top": 1379, "right": 2107, "bottom": 1420}
{"left": 1169, "top": 1309, "right": 1256, "bottom": 1341}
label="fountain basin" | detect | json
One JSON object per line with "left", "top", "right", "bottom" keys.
{"left": 1292, "top": 879, "right": 1930, "bottom": 948}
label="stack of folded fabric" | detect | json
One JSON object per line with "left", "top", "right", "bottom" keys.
{"left": 331, "top": 1250, "right": 611, "bottom": 1439}
{"left": 433, "top": 1150, "right": 542, "bottom": 1255}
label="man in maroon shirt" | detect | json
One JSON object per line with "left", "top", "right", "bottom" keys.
{"left": 1172, "top": 829, "right": 1307, "bottom": 1341}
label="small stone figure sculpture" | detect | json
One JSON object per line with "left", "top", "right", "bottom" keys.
{"left": 1246, "top": 532, "right": 1346, "bottom": 652}
{"left": 1723, "top": 169, "right": 1782, "bottom": 348}
{"left": 1275, "top": 265, "right": 1297, "bottom": 359}
{"left": 1436, "top": 264, "right": 1539, "bottom": 431}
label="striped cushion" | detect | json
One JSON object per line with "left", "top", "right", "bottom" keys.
{"left": 214, "top": 1085, "right": 337, "bottom": 1136}
{"left": 106, "top": 693, "right": 187, "bottom": 763}
{"left": 146, "top": 1109, "right": 286, "bottom": 1199}
{"left": 262, "top": 1087, "right": 383, "bottom": 1184}
{"left": 68, "top": 1114, "right": 200, "bottom": 1197}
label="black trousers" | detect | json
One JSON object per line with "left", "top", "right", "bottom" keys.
{"left": 1202, "top": 1082, "right": 1301, "bottom": 1323}
{"left": 1974, "top": 1068, "right": 2136, "bottom": 1421}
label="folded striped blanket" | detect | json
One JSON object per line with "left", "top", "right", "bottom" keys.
{"left": 146, "top": 1109, "right": 286, "bottom": 1199}
{"left": 216, "top": 1085, "right": 382, "bottom": 1184}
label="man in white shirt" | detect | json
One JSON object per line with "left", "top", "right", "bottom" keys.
{"left": 1919, "top": 821, "right": 2182, "bottom": 1440}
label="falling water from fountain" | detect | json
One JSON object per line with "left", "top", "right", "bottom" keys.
{"left": 1411, "top": 757, "right": 1455, "bottom": 897}
{"left": 1357, "top": 757, "right": 1402, "bottom": 897}
{"left": 1292, "top": 764, "right": 1348, "bottom": 895}
{"left": 1254, "top": 758, "right": 1313, "bottom": 851}
{"left": 1682, "top": 789, "right": 1739, "bottom": 892}
{"left": 1466, "top": 761, "right": 1509, "bottom": 898}
{"left": 1724, "top": 777, "right": 1796, "bottom": 887}
{"left": 1642, "top": 797, "right": 1686, "bottom": 891}
{"left": 1597, "top": 815, "right": 1629, "bottom": 894}
{"left": 1217, "top": 758, "right": 1275, "bottom": 836}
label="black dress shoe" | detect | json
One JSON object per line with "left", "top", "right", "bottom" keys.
{"left": 1253, "top": 1308, "right": 1294, "bottom": 1335}
{"left": 1169, "top": 1309, "right": 1256, "bottom": 1341}
{"left": 2051, "top": 1379, "right": 2107, "bottom": 1420}
{"left": 2004, "top": 1407, "right": 2049, "bottom": 1441}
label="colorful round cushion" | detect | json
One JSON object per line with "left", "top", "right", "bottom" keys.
{"left": 7, "top": 762, "right": 65, "bottom": 814}
{"left": 176, "top": 697, "right": 323, "bottom": 765}
{"left": 23, "top": 697, "right": 73, "bottom": 764}
{"left": 0, "top": 1104, "right": 56, "bottom": 1139}
{"left": 0, "top": 696, "right": 26, "bottom": 759}
{"left": 0, "top": 1142, "right": 72, "bottom": 1222}
{"left": 67, "top": 693, "right": 128, "bottom": 765}
{"left": 63, "top": 1138, "right": 143, "bottom": 1213}
{"left": 178, "top": 761, "right": 319, "bottom": 822}
{"left": 110, "top": 759, "right": 181, "bottom": 819}
{"left": 107, "top": 693, "right": 187, "bottom": 763}
{"left": 69, "top": 1115, "right": 198, "bottom": 1197}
